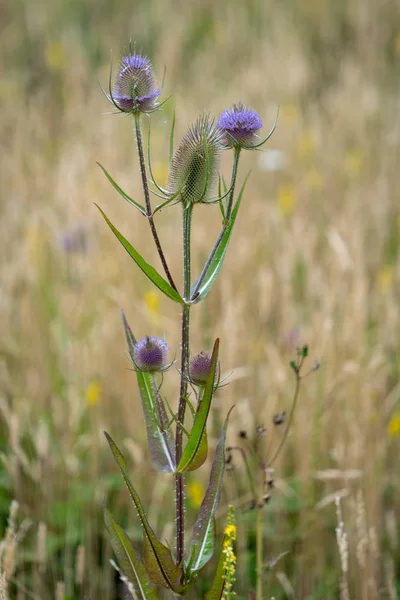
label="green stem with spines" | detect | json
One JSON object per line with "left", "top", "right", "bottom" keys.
{"left": 133, "top": 113, "right": 178, "bottom": 293}
{"left": 175, "top": 202, "right": 193, "bottom": 565}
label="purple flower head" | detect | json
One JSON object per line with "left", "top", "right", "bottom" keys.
{"left": 189, "top": 350, "right": 220, "bottom": 386}
{"left": 168, "top": 115, "right": 222, "bottom": 206}
{"left": 217, "top": 103, "right": 263, "bottom": 149}
{"left": 112, "top": 50, "right": 161, "bottom": 114}
{"left": 133, "top": 336, "right": 169, "bottom": 372}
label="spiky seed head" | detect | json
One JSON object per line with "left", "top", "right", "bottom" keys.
{"left": 112, "top": 50, "right": 161, "bottom": 114}
{"left": 168, "top": 115, "right": 222, "bottom": 206}
{"left": 189, "top": 350, "right": 219, "bottom": 386}
{"left": 217, "top": 102, "right": 262, "bottom": 148}
{"left": 134, "top": 336, "right": 169, "bottom": 372}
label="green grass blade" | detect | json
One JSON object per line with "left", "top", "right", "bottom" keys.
{"left": 104, "top": 509, "right": 160, "bottom": 600}
{"left": 176, "top": 339, "right": 219, "bottom": 473}
{"left": 190, "top": 173, "right": 250, "bottom": 303}
{"left": 97, "top": 163, "right": 146, "bottom": 215}
{"left": 96, "top": 205, "right": 183, "bottom": 304}
{"left": 104, "top": 432, "right": 186, "bottom": 594}
{"left": 186, "top": 408, "right": 233, "bottom": 574}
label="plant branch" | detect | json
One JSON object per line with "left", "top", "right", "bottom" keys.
{"left": 133, "top": 113, "right": 178, "bottom": 293}
{"left": 190, "top": 147, "right": 241, "bottom": 300}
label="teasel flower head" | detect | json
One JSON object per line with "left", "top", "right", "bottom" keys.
{"left": 110, "top": 49, "right": 161, "bottom": 114}
{"left": 168, "top": 115, "right": 222, "bottom": 206}
{"left": 133, "top": 336, "right": 169, "bottom": 372}
{"left": 189, "top": 350, "right": 220, "bottom": 387}
{"left": 217, "top": 102, "right": 262, "bottom": 149}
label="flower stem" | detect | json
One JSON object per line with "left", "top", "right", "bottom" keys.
{"left": 190, "top": 147, "right": 241, "bottom": 301}
{"left": 268, "top": 366, "right": 302, "bottom": 467}
{"left": 175, "top": 202, "right": 193, "bottom": 565}
{"left": 133, "top": 114, "right": 178, "bottom": 293}
{"left": 256, "top": 491, "right": 264, "bottom": 600}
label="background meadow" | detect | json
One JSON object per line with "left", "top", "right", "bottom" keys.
{"left": 1, "top": 0, "right": 400, "bottom": 598}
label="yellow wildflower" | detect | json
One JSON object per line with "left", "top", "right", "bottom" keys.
{"left": 344, "top": 148, "right": 365, "bottom": 179}
{"left": 279, "top": 103, "right": 299, "bottom": 126}
{"left": 222, "top": 506, "right": 236, "bottom": 599}
{"left": 388, "top": 413, "right": 400, "bottom": 438}
{"left": 45, "top": 41, "right": 66, "bottom": 71}
{"left": 295, "top": 130, "right": 316, "bottom": 162}
{"left": 305, "top": 167, "right": 324, "bottom": 191}
{"left": 278, "top": 185, "right": 296, "bottom": 217}
{"left": 85, "top": 381, "right": 102, "bottom": 406}
{"left": 144, "top": 290, "right": 160, "bottom": 322}
{"left": 187, "top": 481, "right": 204, "bottom": 509}
{"left": 224, "top": 524, "right": 236, "bottom": 541}
{"left": 395, "top": 33, "right": 400, "bottom": 56}
{"left": 377, "top": 265, "right": 393, "bottom": 294}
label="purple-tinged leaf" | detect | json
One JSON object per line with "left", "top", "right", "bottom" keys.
{"left": 176, "top": 339, "right": 219, "bottom": 473}
{"left": 204, "top": 534, "right": 228, "bottom": 600}
{"left": 104, "top": 508, "right": 160, "bottom": 600}
{"left": 96, "top": 205, "right": 183, "bottom": 304}
{"left": 186, "top": 408, "right": 233, "bottom": 574}
{"left": 122, "top": 313, "right": 175, "bottom": 472}
{"left": 105, "top": 432, "right": 186, "bottom": 594}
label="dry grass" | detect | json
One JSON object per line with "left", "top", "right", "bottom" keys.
{"left": 1, "top": 0, "right": 400, "bottom": 598}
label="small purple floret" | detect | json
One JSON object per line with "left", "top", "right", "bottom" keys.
{"left": 121, "top": 54, "right": 149, "bottom": 70}
{"left": 217, "top": 103, "right": 263, "bottom": 148}
{"left": 112, "top": 50, "right": 161, "bottom": 114}
{"left": 189, "top": 351, "right": 217, "bottom": 386}
{"left": 134, "top": 336, "right": 169, "bottom": 372}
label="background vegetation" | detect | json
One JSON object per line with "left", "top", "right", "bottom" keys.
{"left": 1, "top": 0, "right": 400, "bottom": 598}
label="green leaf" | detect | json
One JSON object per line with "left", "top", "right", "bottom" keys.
{"left": 105, "top": 432, "right": 186, "bottom": 594}
{"left": 104, "top": 509, "right": 160, "bottom": 600}
{"left": 186, "top": 408, "right": 233, "bottom": 574}
{"left": 96, "top": 205, "right": 183, "bottom": 304}
{"left": 122, "top": 313, "right": 176, "bottom": 472}
{"left": 175, "top": 339, "right": 219, "bottom": 473}
{"left": 191, "top": 173, "right": 250, "bottom": 303}
{"left": 97, "top": 163, "right": 146, "bottom": 215}
{"left": 204, "top": 534, "right": 228, "bottom": 600}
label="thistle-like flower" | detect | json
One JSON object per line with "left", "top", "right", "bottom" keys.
{"left": 189, "top": 350, "right": 220, "bottom": 387}
{"left": 133, "top": 336, "right": 169, "bottom": 372}
{"left": 168, "top": 115, "right": 222, "bottom": 206}
{"left": 110, "top": 49, "right": 161, "bottom": 114}
{"left": 217, "top": 103, "right": 263, "bottom": 149}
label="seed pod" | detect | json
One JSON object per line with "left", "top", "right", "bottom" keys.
{"left": 168, "top": 115, "right": 222, "bottom": 206}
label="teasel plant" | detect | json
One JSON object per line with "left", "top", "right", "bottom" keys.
{"left": 97, "top": 44, "right": 279, "bottom": 598}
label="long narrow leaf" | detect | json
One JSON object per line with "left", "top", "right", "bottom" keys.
{"left": 104, "top": 509, "right": 160, "bottom": 600}
{"left": 96, "top": 205, "right": 183, "bottom": 304}
{"left": 191, "top": 173, "right": 250, "bottom": 303}
{"left": 97, "top": 163, "right": 146, "bottom": 215}
{"left": 105, "top": 432, "right": 185, "bottom": 594}
{"left": 175, "top": 339, "right": 219, "bottom": 473}
{"left": 186, "top": 408, "right": 233, "bottom": 574}
{"left": 204, "top": 535, "right": 227, "bottom": 600}
{"left": 122, "top": 313, "right": 176, "bottom": 472}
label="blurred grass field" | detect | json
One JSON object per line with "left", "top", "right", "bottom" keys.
{"left": 1, "top": 0, "right": 400, "bottom": 598}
